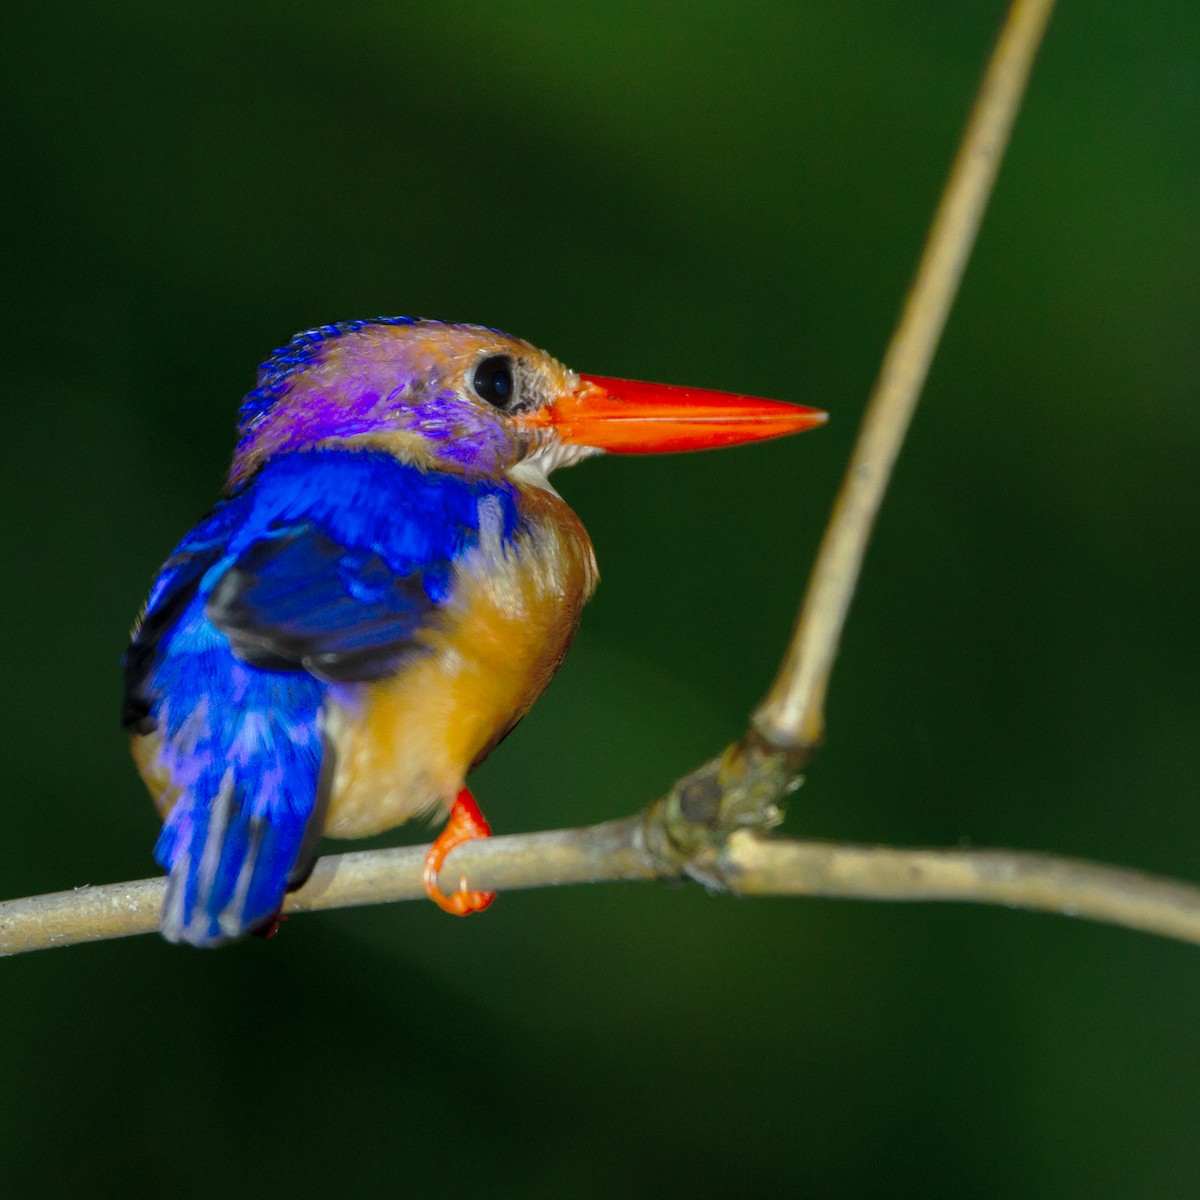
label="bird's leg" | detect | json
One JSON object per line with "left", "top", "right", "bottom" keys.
{"left": 423, "top": 787, "right": 495, "bottom": 915}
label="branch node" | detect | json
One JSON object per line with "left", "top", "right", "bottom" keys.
{"left": 641, "top": 738, "right": 802, "bottom": 887}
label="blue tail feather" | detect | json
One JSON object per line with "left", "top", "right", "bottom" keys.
{"left": 155, "top": 773, "right": 315, "bottom": 945}
{"left": 144, "top": 600, "right": 326, "bottom": 946}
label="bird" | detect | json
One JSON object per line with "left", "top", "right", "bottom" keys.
{"left": 122, "top": 317, "right": 826, "bottom": 946}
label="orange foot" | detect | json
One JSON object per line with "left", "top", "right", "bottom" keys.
{"left": 423, "top": 787, "right": 496, "bottom": 916}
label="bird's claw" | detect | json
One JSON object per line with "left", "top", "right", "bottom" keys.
{"left": 423, "top": 787, "right": 495, "bottom": 916}
{"left": 423, "top": 874, "right": 495, "bottom": 916}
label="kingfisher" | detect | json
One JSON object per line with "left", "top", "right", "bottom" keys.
{"left": 122, "top": 318, "right": 825, "bottom": 946}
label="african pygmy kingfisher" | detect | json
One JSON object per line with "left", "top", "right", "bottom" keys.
{"left": 123, "top": 319, "right": 825, "bottom": 945}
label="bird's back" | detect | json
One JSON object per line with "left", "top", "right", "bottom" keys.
{"left": 124, "top": 448, "right": 594, "bottom": 944}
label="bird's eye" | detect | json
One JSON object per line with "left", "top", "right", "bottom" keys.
{"left": 472, "top": 355, "right": 518, "bottom": 409}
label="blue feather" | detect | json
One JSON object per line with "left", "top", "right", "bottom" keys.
{"left": 148, "top": 600, "right": 324, "bottom": 945}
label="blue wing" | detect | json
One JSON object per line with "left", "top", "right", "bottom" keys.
{"left": 206, "top": 521, "right": 443, "bottom": 681}
{"left": 124, "top": 449, "right": 520, "bottom": 945}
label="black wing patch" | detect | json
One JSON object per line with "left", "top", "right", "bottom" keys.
{"left": 206, "top": 524, "right": 443, "bottom": 683}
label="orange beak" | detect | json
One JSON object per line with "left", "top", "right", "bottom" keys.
{"left": 524, "top": 375, "right": 826, "bottom": 454}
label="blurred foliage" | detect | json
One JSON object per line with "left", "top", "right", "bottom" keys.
{"left": 1, "top": 3, "right": 1198, "bottom": 1197}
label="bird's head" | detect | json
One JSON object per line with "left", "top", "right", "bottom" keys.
{"left": 229, "top": 318, "right": 825, "bottom": 488}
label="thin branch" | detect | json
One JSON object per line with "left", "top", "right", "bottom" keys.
{"left": 754, "top": 0, "right": 1058, "bottom": 753}
{"left": 0, "top": 819, "right": 657, "bottom": 955}
{"left": 718, "top": 836, "right": 1200, "bottom": 945}
{"left": 9, "top": 0, "right": 1168, "bottom": 963}
{"left": 6, "top": 823, "right": 1200, "bottom": 955}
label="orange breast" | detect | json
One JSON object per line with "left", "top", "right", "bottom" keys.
{"left": 321, "top": 480, "right": 597, "bottom": 838}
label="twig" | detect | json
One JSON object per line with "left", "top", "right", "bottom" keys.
{"left": 719, "top": 836, "right": 1200, "bottom": 945}
{"left": 10, "top": 0, "right": 1180, "bottom": 962}
{"left": 754, "top": 0, "right": 1058, "bottom": 753}
{"left": 0, "top": 820, "right": 650, "bottom": 955}
{"left": 6, "top": 823, "right": 1200, "bottom": 954}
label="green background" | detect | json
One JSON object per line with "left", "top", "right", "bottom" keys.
{"left": 3, "top": 3, "right": 1198, "bottom": 1196}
